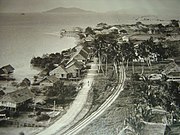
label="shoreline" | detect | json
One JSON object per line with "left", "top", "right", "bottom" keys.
{"left": 0, "top": 36, "right": 77, "bottom": 83}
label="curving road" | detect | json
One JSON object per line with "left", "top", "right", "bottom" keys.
{"left": 60, "top": 64, "right": 126, "bottom": 135}
{"left": 36, "top": 58, "right": 98, "bottom": 135}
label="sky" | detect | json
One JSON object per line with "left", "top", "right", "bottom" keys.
{"left": 0, "top": 0, "right": 180, "bottom": 15}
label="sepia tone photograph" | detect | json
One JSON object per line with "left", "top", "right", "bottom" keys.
{"left": 0, "top": 0, "right": 180, "bottom": 135}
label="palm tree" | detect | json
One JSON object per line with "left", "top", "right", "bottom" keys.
{"left": 93, "top": 35, "right": 107, "bottom": 74}
{"left": 119, "top": 42, "right": 136, "bottom": 73}
{"left": 136, "top": 38, "right": 154, "bottom": 74}
{"left": 93, "top": 33, "right": 121, "bottom": 75}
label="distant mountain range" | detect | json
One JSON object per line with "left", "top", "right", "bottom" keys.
{"left": 44, "top": 7, "right": 95, "bottom": 14}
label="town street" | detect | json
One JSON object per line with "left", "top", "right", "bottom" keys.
{"left": 36, "top": 58, "right": 98, "bottom": 135}
{"left": 61, "top": 64, "right": 126, "bottom": 135}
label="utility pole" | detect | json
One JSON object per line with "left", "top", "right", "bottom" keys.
{"left": 53, "top": 100, "right": 56, "bottom": 112}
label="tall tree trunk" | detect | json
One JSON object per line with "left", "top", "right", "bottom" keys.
{"left": 146, "top": 58, "right": 150, "bottom": 67}
{"left": 106, "top": 55, "right": 108, "bottom": 76}
{"left": 98, "top": 53, "right": 105, "bottom": 74}
{"left": 141, "top": 61, "right": 144, "bottom": 75}
{"left": 98, "top": 53, "right": 101, "bottom": 73}
{"left": 126, "top": 59, "right": 129, "bottom": 69}
{"left": 132, "top": 62, "right": 135, "bottom": 74}
{"left": 148, "top": 57, "right": 152, "bottom": 71}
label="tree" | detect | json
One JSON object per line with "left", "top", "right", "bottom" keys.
{"left": 19, "top": 132, "right": 25, "bottom": 135}
{"left": 85, "top": 27, "right": 95, "bottom": 36}
{"left": 93, "top": 36, "right": 105, "bottom": 74}
{"left": 120, "top": 42, "right": 136, "bottom": 73}
{"left": 170, "top": 20, "right": 179, "bottom": 27}
{"left": 136, "top": 37, "right": 155, "bottom": 74}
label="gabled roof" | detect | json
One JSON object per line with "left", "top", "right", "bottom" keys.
{"left": 0, "top": 69, "right": 5, "bottom": 75}
{"left": 109, "top": 26, "right": 119, "bottom": 30}
{"left": 82, "top": 45, "right": 91, "bottom": 54}
{"left": 140, "top": 122, "right": 166, "bottom": 135}
{"left": 50, "top": 65, "right": 67, "bottom": 74}
{"left": 0, "top": 88, "right": 34, "bottom": 104}
{"left": 130, "top": 35, "right": 151, "bottom": 41}
{"left": 46, "top": 75, "right": 59, "bottom": 83}
{"left": 67, "top": 46, "right": 89, "bottom": 64}
{"left": 162, "top": 62, "right": 180, "bottom": 75}
{"left": 85, "top": 35, "right": 94, "bottom": 42}
{"left": 1, "top": 64, "right": 14, "bottom": 73}
{"left": 77, "top": 49, "right": 88, "bottom": 59}
{"left": 38, "top": 69, "right": 49, "bottom": 77}
{"left": 66, "top": 59, "right": 83, "bottom": 73}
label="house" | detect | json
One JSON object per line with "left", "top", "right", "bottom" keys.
{"left": 162, "top": 62, "right": 180, "bottom": 82}
{"left": 101, "top": 29, "right": 111, "bottom": 34}
{"left": 49, "top": 65, "right": 68, "bottom": 79}
{"left": 73, "top": 27, "right": 83, "bottom": 33}
{"left": 73, "top": 49, "right": 88, "bottom": 62}
{"left": 140, "top": 122, "right": 167, "bottom": 135}
{"left": 109, "top": 26, "right": 119, "bottom": 33}
{"left": 149, "top": 53, "right": 158, "bottom": 62}
{"left": 68, "top": 46, "right": 90, "bottom": 65}
{"left": 120, "top": 29, "right": 128, "bottom": 34}
{"left": 65, "top": 60, "right": 83, "bottom": 78}
{"left": 96, "top": 23, "right": 109, "bottom": 29}
{"left": 81, "top": 45, "right": 91, "bottom": 55}
{"left": 19, "top": 78, "right": 31, "bottom": 87}
{"left": 148, "top": 74, "right": 162, "bottom": 81}
{"left": 39, "top": 75, "right": 59, "bottom": 87}
{"left": 0, "top": 88, "right": 34, "bottom": 110}
{"left": 122, "top": 36, "right": 129, "bottom": 42}
{"left": 38, "top": 69, "right": 49, "bottom": 78}
{"left": 0, "top": 64, "right": 14, "bottom": 75}
{"left": 84, "top": 35, "right": 94, "bottom": 42}
{"left": 0, "top": 69, "right": 5, "bottom": 75}
{"left": 130, "top": 35, "right": 151, "bottom": 41}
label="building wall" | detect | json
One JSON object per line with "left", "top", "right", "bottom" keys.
{"left": 0, "top": 101, "right": 16, "bottom": 108}
{"left": 50, "top": 70, "right": 67, "bottom": 79}
{"left": 40, "top": 81, "right": 53, "bottom": 87}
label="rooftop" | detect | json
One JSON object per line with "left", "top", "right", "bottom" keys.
{"left": 0, "top": 88, "right": 34, "bottom": 104}
{"left": 162, "top": 62, "right": 180, "bottom": 75}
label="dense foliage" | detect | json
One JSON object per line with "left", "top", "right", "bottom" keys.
{"left": 45, "top": 81, "right": 78, "bottom": 106}
{"left": 30, "top": 53, "right": 63, "bottom": 70}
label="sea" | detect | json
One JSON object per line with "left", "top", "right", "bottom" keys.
{"left": 0, "top": 13, "right": 176, "bottom": 82}
{"left": 0, "top": 13, "right": 131, "bottom": 82}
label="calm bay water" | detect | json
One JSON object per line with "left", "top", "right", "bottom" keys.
{"left": 0, "top": 14, "right": 82, "bottom": 81}
{"left": 0, "top": 13, "right": 172, "bottom": 82}
{"left": 0, "top": 13, "right": 124, "bottom": 81}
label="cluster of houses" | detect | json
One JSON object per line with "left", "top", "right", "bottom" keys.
{"left": 0, "top": 21, "right": 179, "bottom": 124}
{"left": 33, "top": 44, "right": 91, "bottom": 86}
{"left": 144, "top": 61, "right": 180, "bottom": 82}
{"left": 0, "top": 31, "right": 92, "bottom": 120}
{"left": 0, "top": 45, "right": 91, "bottom": 120}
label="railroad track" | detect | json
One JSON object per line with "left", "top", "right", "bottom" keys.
{"left": 59, "top": 65, "right": 126, "bottom": 135}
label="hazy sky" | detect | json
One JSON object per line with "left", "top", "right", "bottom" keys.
{"left": 0, "top": 0, "right": 180, "bottom": 15}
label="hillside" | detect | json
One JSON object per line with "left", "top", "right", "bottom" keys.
{"left": 44, "top": 7, "right": 95, "bottom": 14}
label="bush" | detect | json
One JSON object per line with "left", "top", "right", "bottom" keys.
{"left": 36, "top": 114, "right": 50, "bottom": 122}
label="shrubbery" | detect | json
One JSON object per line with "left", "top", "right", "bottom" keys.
{"left": 30, "top": 53, "right": 63, "bottom": 70}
